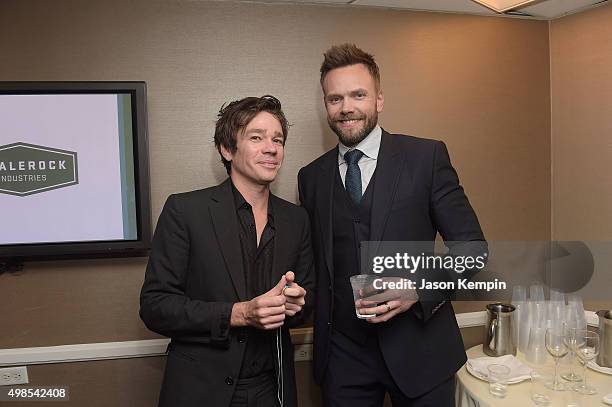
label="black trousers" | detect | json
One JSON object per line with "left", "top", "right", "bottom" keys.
{"left": 229, "top": 372, "right": 280, "bottom": 407}
{"left": 323, "top": 329, "right": 456, "bottom": 407}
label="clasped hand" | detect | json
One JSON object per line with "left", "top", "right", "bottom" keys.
{"left": 232, "top": 271, "right": 306, "bottom": 330}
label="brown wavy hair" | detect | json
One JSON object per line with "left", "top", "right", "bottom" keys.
{"left": 320, "top": 43, "right": 380, "bottom": 89}
{"left": 214, "top": 95, "right": 289, "bottom": 174}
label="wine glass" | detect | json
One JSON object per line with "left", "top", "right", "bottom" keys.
{"left": 561, "top": 323, "right": 582, "bottom": 382}
{"left": 572, "top": 330, "right": 600, "bottom": 395}
{"left": 545, "top": 327, "right": 568, "bottom": 390}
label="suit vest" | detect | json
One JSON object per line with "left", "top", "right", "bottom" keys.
{"left": 332, "top": 166, "right": 377, "bottom": 344}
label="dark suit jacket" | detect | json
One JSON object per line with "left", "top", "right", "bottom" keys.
{"left": 140, "top": 179, "right": 315, "bottom": 407}
{"left": 298, "top": 130, "right": 486, "bottom": 398}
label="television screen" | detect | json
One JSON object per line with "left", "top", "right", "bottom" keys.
{"left": 0, "top": 82, "right": 151, "bottom": 261}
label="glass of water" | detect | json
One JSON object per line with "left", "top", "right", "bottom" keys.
{"left": 487, "top": 364, "right": 510, "bottom": 398}
{"left": 349, "top": 274, "right": 377, "bottom": 319}
{"left": 530, "top": 371, "right": 553, "bottom": 406}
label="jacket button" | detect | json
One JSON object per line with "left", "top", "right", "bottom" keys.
{"left": 328, "top": 285, "right": 332, "bottom": 291}
{"left": 225, "top": 377, "right": 234, "bottom": 385}
{"left": 327, "top": 321, "right": 332, "bottom": 326}
{"left": 238, "top": 333, "right": 247, "bottom": 343}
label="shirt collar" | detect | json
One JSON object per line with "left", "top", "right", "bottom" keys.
{"left": 230, "top": 180, "right": 275, "bottom": 225}
{"left": 230, "top": 180, "right": 249, "bottom": 210}
{"left": 338, "top": 125, "right": 382, "bottom": 165}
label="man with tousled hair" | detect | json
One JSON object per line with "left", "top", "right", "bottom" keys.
{"left": 298, "top": 44, "right": 486, "bottom": 406}
{"left": 141, "top": 95, "right": 314, "bottom": 407}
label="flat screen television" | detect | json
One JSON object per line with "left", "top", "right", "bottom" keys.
{"left": 0, "top": 81, "right": 151, "bottom": 264}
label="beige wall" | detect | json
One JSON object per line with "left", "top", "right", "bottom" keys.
{"left": 4, "top": 358, "right": 165, "bottom": 407}
{"left": 0, "top": 0, "right": 551, "bottom": 347}
{"left": 550, "top": 4, "right": 612, "bottom": 241}
{"left": 550, "top": 3, "right": 612, "bottom": 313}
{"left": 0, "top": 0, "right": 562, "bottom": 405}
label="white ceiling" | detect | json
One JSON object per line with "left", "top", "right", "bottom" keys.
{"left": 229, "top": 0, "right": 608, "bottom": 19}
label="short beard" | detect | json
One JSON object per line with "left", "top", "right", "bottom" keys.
{"left": 328, "top": 111, "right": 378, "bottom": 148}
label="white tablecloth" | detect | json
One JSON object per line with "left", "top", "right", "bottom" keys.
{"left": 456, "top": 345, "right": 612, "bottom": 407}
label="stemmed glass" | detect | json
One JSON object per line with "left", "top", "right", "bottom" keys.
{"left": 562, "top": 324, "right": 582, "bottom": 382}
{"left": 545, "top": 327, "right": 568, "bottom": 390}
{"left": 572, "top": 330, "right": 600, "bottom": 395}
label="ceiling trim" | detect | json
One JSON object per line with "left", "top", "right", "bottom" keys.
{"left": 471, "top": 0, "right": 539, "bottom": 13}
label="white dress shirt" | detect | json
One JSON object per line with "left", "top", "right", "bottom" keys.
{"left": 337, "top": 125, "right": 382, "bottom": 194}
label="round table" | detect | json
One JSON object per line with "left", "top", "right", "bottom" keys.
{"left": 456, "top": 345, "right": 612, "bottom": 407}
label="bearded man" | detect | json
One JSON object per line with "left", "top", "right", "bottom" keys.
{"left": 298, "top": 44, "right": 486, "bottom": 407}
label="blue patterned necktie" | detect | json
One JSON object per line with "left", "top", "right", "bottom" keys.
{"left": 344, "top": 149, "right": 364, "bottom": 205}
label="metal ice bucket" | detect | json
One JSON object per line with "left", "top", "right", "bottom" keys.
{"left": 483, "top": 303, "right": 516, "bottom": 357}
{"left": 596, "top": 310, "right": 612, "bottom": 368}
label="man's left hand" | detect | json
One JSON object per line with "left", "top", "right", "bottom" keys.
{"left": 283, "top": 271, "right": 306, "bottom": 317}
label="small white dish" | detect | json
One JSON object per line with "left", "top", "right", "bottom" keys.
{"left": 466, "top": 362, "right": 530, "bottom": 384}
{"left": 587, "top": 360, "right": 612, "bottom": 375}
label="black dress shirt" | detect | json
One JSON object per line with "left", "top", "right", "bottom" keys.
{"left": 231, "top": 183, "right": 276, "bottom": 379}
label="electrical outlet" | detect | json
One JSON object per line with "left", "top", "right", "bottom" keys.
{"left": 0, "top": 366, "right": 29, "bottom": 386}
{"left": 294, "top": 343, "right": 313, "bottom": 362}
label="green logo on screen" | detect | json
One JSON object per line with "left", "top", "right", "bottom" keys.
{"left": 0, "top": 142, "right": 79, "bottom": 196}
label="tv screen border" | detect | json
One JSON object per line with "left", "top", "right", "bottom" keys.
{"left": 0, "top": 81, "right": 152, "bottom": 262}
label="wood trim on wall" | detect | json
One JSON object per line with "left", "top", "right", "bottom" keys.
{"left": 0, "top": 311, "right": 598, "bottom": 367}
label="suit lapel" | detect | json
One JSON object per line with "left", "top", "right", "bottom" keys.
{"left": 370, "top": 130, "right": 405, "bottom": 242}
{"left": 209, "top": 179, "right": 247, "bottom": 301}
{"left": 316, "top": 148, "right": 337, "bottom": 283}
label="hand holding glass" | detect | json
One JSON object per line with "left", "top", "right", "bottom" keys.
{"left": 350, "top": 275, "right": 377, "bottom": 318}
